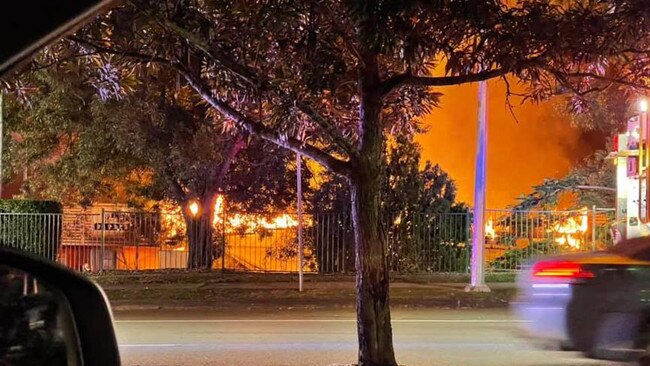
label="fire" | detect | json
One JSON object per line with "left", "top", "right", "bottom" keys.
{"left": 485, "top": 218, "right": 496, "bottom": 240}
{"left": 212, "top": 195, "right": 304, "bottom": 232}
{"left": 221, "top": 213, "right": 300, "bottom": 232}
{"left": 213, "top": 195, "right": 224, "bottom": 226}
{"left": 552, "top": 207, "right": 588, "bottom": 249}
{"left": 160, "top": 196, "right": 302, "bottom": 240}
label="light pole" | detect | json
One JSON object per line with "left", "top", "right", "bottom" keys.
{"left": 465, "top": 80, "right": 490, "bottom": 293}
{"left": 296, "top": 153, "right": 304, "bottom": 292}
{"left": 639, "top": 99, "right": 649, "bottom": 222}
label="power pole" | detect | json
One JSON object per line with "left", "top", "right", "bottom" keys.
{"left": 297, "top": 153, "right": 304, "bottom": 292}
{"left": 466, "top": 80, "right": 490, "bottom": 293}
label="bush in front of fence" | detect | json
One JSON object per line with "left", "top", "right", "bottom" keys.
{"left": 489, "top": 240, "right": 559, "bottom": 271}
{"left": 0, "top": 200, "right": 63, "bottom": 261}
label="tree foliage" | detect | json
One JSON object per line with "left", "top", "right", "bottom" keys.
{"left": 5, "top": 69, "right": 304, "bottom": 211}
{"left": 4, "top": 68, "right": 308, "bottom": 268}
{"left": 515, "top": 149, "right": 615, "bottom": 210}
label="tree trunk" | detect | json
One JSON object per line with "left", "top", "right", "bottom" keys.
{"left": 185, "top": 193, "right": 219, "bottom": 269}
{"left": 351, "top": 61, "right": 397, "bottom": 366}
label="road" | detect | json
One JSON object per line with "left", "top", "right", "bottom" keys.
{"left": 115, "top": 308, "right": 621, "bottom": 366}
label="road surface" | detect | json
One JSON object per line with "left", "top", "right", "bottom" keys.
{"left": 115, "top": 308, "right": 621, "bottom": 366}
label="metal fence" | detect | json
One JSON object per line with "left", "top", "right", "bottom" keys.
{"left": 484, "top": 207, "right": 616, "bottom": 271}
{"left": 0, "top": 207, "right": 616, "bottom": 274}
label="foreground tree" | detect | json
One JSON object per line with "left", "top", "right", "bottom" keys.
{"left": 24, "top": 1, "right": 650, "bottom": 364}
{"left": 314, "top": 137, "right": 464, "bottom": 271}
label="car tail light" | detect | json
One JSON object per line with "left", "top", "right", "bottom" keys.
{"left": 532, "top": 261, "right": 594, "bottom": 280}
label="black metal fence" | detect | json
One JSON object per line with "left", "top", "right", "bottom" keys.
{"left": 0, "top": 208, "right": 617, "bottom": 274}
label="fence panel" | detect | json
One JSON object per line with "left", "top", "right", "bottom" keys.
{"left": 485, "top": 208, "right": 616, "bottom": 271}
{"left": 0, "top": 208, "right": 617, "bottom": 274}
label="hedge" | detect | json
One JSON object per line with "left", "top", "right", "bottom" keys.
{"left": 0, "top": 200, "right": 63, "bottom": 261}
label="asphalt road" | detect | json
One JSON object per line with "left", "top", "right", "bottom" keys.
{"left": 115, "top": 308, "right": 622, "bottom": 366}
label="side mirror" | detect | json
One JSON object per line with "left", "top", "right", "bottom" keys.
{"left": 0, "top": 247, "right": 120, "bottom": 366}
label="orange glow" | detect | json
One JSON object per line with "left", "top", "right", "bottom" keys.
{"left": 417, "top": 79, "right": 602, "bottom": 208}
{"left": 551, "top": 207, "right": 588, "bottom": 249}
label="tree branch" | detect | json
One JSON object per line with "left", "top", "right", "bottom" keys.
{"left": 29, "top": 51, "right": 105, "bottom": 72}
{"left": 380, "top": 67, "right": 510, "bottom": 98}
{"left": 164, "top": 167, "right": 187, "bottom": 203}
{"left": 208, "top": 133, "right": 246, "bottom": 191}
{"left": 176, "top": 66, "right": 351, "bottom": 176}
{"left": 68, "top": 36, "right": 172, "bottom": 65}
{"left": 561, "top": 71, "right": 650, "bottom": 91}
{"left": 502, "top": 76, "right": 522, "bottom": 124}
{"left": 293, "top": 100, "right": 357, "bottom": 155}
{"left": 148, "top": 13, "right": 356, "bottom": 154}
{"left": 68, "top": 35, "right": 351, "bottom": 174}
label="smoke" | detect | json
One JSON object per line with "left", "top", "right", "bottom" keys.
{"left": 416, "top": 79, "right": 605, "bottom": 208}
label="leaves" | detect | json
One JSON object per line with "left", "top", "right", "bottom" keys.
{"left": 4, "top": 68, "right": 302, "bottom": 211}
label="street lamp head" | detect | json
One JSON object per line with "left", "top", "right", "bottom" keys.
{"left": 639, "top": 98, "right": 649, "bottom": 113}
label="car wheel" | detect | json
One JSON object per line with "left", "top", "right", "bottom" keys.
{"left": 640, "top": 354, "right": 650, "bottom": 366}
{"left": 635, "top": 314, "right": 650, "bottom": 365}
{"left": 588, "top": 312, "right": 643, "bottom": 362}
{"left": 559, "top": 340, "right": 576, "bottom": 351}
{"left": 566, "top": 302, "right": 599, "bottom": 353}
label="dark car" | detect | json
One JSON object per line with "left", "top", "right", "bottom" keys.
{"left": 513, "top": 236, "right": 650, "bottom": 364}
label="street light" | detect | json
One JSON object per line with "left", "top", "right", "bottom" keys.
{"left": 639, "top": 99, "right": 650, "bottom": 221}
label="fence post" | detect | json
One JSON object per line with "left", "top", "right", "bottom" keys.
{"left": 135, "top": 213, "right": 139, "bottom": 271}
{"left": 465, "top": 210, "right": 471, "bottom": 274}
{"left": 297, "top": 153, "right": 304, "bottom": 292}
{"left": 221, "top": 205, "right": 226, "bottom": 275}
{"left": 592, "top": 205, "right": 597, "bottom": 251}
{"left": 100, "top": 208, "right": 105, "bottom": 273}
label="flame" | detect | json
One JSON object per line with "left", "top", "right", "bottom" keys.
{"left": 485, "top": 218, "right": 496, "bottom": 240}
{"left": 159, "top": 196, "right": 305, "bottom": 242}
{"left": 552, "top": 207, "right": 588, "bottom": 249}
{"left": 188, "top": 201, "right": 200, "bottom": 216}
{"left": 220, "top": 213, "right": 301, "bottom": 232}
{"left": 213, "top": 195, "right": 224, "bottom": 226}
{"left": 212, "top": 195, "right": 304, "bottom": 232}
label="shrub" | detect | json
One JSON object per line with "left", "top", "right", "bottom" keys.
{"left": 0, "top": 200, "right": 63, "bottom": 260}
{"left": 489, "top": 241, "right": 559, "bottom": 270}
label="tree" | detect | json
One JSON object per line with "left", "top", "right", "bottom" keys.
{"left": 382, "top": 137, "right": 464, "bottom": 271}
{"left": 313, "top": 137, "right": 464, "bottom": 272}
{"left": 4, "top": 69, "right": 305, "bottom": 269}
{"left": 21, "top": 1, "right": 650, "bottom": 364}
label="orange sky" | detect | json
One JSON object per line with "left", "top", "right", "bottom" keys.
{"left": 416, "top": 79, "right": 602, "bottom": 208}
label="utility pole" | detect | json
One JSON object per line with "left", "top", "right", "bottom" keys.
{"left": 466, "top": 80, "right": 490, "bottom": 293}
{"left": 297, "top": 153, "right": 304, "bottom": 292}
